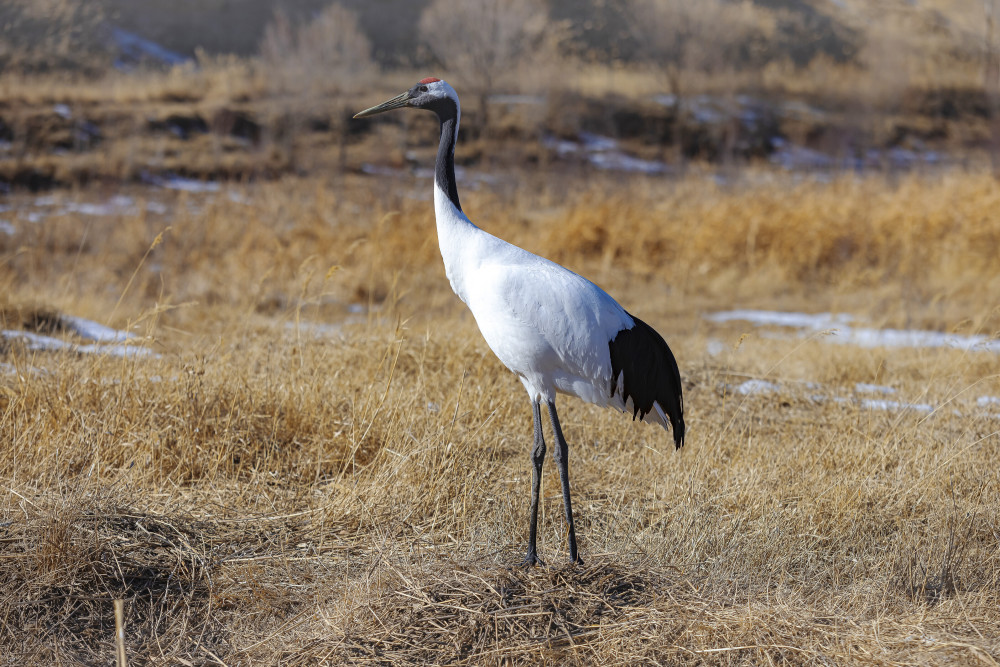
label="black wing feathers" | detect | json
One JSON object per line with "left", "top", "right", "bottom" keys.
{"left": 608, "top": 314, "right": 685, "bottom": 449}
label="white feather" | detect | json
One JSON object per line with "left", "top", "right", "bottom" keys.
{"left": 434, "top": 182, "right": 634, "bottom": 405}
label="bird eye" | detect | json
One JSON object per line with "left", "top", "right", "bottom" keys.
{"left": 419, "top": 85, "right": 428, "bottom": 93}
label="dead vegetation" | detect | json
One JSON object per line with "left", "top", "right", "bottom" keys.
{"left": 1, "top": 1, "right": 999, "bottom": 662}
{"left": 3, "top": 0, "right": 1000, "bottom": 191}
{"left": 0, "top": 168, "right": 998, "bottom": 663}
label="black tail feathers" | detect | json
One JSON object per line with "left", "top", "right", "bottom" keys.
{"left": 608, "top": 314, "right": 685, "bottom": 449}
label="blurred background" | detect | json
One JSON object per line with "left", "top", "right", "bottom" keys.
{"left": 2, "top": 0, "right": 999, "bottom": 189}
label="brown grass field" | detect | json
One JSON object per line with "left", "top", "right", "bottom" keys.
{"left": 1, "top": 163, "right": 999, "bottom": 664}
{"left": 3, "top": 1, "right": 1000, "bottom": 661}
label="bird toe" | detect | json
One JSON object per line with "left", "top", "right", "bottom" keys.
{"left": 519, "top": 551, "right": 545, "bottom": 568}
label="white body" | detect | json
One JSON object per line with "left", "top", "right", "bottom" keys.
{"left": 433, "top": 183, "right": 670, "bottom": 427}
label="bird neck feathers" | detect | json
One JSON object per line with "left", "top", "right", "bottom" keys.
{"left": 434, "top": 103, "right": 461, "bottom": 212}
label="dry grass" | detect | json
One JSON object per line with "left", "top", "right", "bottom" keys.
{"left": 1, "top": 168, "right": 999, "bottom": 664}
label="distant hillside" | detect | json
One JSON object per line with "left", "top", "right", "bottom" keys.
{"left": 2, "top": 0, "right": 991, "bottom": 78}
{"left": 106, "top": 0, "right": 862, "bottom": 66}
{"left": 105, "top": 0, "right": 429, "bottom": 64}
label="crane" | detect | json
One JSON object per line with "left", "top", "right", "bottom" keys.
{"left": 354, "top": 78, "right": 684, "bottom": 566}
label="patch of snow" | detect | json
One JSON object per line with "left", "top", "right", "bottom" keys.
{"left": 707, "top": 309, "right": 854, "bottom": 330}
{"left": 143, "top": 172, "right": 219, "bottom": 193}
{"left": 578, "top": 132, "right": 619, "bottom": 152}
{"left": 541, "top": 136, "right": 581, "bottom": 157}
{"left": 112, "top": 27, "right": 191, "bottom": 69}
{"left": 771, "top": 141, "right": 947, "bottom": 172}
{"left": 770, "top": 144, "right": 835, "bottom": 170}
{"left": 779, "top": 101, "right": 828, "bottom": 120}
{"left": 63, "top": 196, "right": 136, "bottom": 217}
{"left": 730, "top": 379, "right": 781, "bottom": 395}
{"left": 688, "top": 100, "right": 727, "bottom": 125}
{"left": 2, "top": 330, "right": 156, "bottom": 358}
{"left": 840, "top": 326, "right": 999, "bottom": 352}
{"left": 588, "top": 151, "right": 667, "bottom": 174}
{"left": 53, "top": 104, "right": 72, "bottom": 119}
{"left": 158, "top": 176, "right": 220, "bottom": 193}
{"left": 0, "top": 220, "right": 14, "bottom": 236}
{"left": 855, "top": 383, "right": 896, "bottom": 395}
{"left": 3, "top": 330, "right": 73, "bottom": 353}
{"left": 708, "top": 309, "right": 1000, "bottom": 353}
{"left": 542, "top": 133, "right": 668, "bottom": 174}
{"left": 68, "top": 203, "right": 113, "bottom": 216}
{"left": 78, "top": 343, "right": 157, "bottom": 358}
{"left": 977, "top": 396, "right": 1000, "bottom": 407}
{"left": 859, "top": 399, "right": 934, "bottom": 414}
{"left": 59, "top": 316, "right": 135, "bottom": 343}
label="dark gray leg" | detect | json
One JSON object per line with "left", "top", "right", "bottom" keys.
{"left": 521, "top": 400, "right": 546, "bottom": 567}
{"left": 547, "top": 401, "right": 582, "bottom": 564}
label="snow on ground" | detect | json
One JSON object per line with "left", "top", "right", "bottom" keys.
{"left": 1, "top": 315, "right": 157, "bottom": 359}
{"left": 856, "top": 398, "right": 935, "bottom": 414}
{"left": 729, "top": 379, "right": 782, "bottom": 395}
{"left": 112, "top": 27, "right": 191, "bottom": 70}
{"left": 709, "top": 309, "right": 855, "bottom": 330}
{"left": 59, "top": 316, "right": 135, "bottom": 343}
{"left": 721, "top": 375, "right": 995, "bottom": 420}
{"left": 148, "top": 174, "right": 221, "bottom": 193}
{"left": 709, "top": 310, "right": 998, "bottom": 419}
{"left": 1, "top": 330, "right": 157, "bottom": 359}
{"left": 542, "top": 133, "right": 670, "bottom": 174}
{"left": 707, "top": 309, "right": 1000, "bottom": 353}
{"left": 0, "top": 181, "right": 256, "bottom": 237}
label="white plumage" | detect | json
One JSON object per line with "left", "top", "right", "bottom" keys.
{"left": 355, "top": 78, "right": 684, "bottom": 565}
{"left": 435, "top": 181, "right": 631, "bottom": 407}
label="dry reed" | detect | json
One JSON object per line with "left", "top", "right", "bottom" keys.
{"left": 1, "top": 169, "right": 998, "bottom": 663}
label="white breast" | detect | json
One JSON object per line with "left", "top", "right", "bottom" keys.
{"left": 433, "top": 183, "right": 634, "bottom": 405}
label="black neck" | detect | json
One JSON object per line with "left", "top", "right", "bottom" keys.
{"left": 428, "top": 99, "right": 461, "bottom": 211}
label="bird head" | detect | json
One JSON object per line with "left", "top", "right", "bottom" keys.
{"left": 353, "top": 77, "right": 458, "bottom": 119}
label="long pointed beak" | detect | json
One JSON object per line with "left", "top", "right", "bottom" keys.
{"left": 353, "top": 91, "right": 410, "bottom": 118}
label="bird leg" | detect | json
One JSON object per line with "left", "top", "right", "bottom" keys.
{"left": 547, "top": 401, "right": 583, "bottom": 564}
{"left": 521, "top": 400, "right": 546, "bottom": 567}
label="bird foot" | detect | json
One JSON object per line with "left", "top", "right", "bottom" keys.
{"left": 519, "top": 551, "right": 545, "bottom": 568}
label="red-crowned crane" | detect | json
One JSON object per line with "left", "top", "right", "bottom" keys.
{"left": 355, "top": 78, "right": 684, "bottom": 566}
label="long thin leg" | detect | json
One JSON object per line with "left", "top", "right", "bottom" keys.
{"left": 521, "top": 400, "right": 546, "bottom": 567}
{"left": 547, "top": 401, "right": 582, "bottom": 564}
